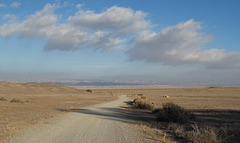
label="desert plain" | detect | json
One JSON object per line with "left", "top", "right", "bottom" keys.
{"left": 0, "top": 81, "right": 240, "bottom": 142}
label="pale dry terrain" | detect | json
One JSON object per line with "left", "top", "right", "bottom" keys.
{"left": 0, "top": 82, "right": 118, "bottom": 143}
{"left": 8, "top": 95, "right": 153, "bottom": 143}
{"left": 1, "top": 82, "right": 240, "bottom": 142}
{"left": 86, "top": 87, "right": 240, "bottom": 142}
{"left": 125, "top": 87, "right": 240, "bottom": 110}
{"left": 125, "top": 87, "right": 240, "bottom": 142}
{"left": 127, "top": 87, "right": 240, "bottom": 128}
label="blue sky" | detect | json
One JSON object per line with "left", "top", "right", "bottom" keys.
{"left": 0, "top": 0, "right": 240, "bottom": 85}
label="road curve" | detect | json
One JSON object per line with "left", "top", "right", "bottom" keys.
{"left": 8, "top": 95, "right": 148, "bottom": 143}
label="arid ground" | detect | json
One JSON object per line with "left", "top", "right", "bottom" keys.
{"left": 1, "top": 82, "right": 240, "bottom": 142}
{"left": 0, "top": 82, "right": 119, "bottom": 143}
{"left": 125, "top": 87, "right": 240, "bottom": 142}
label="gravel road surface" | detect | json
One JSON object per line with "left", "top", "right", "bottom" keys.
{"left": 8, "top": 95, "right": 150, "bottom": 143}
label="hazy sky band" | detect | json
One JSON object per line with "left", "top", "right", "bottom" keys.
{"left": 0, "top": 0, "right": 240, "bottom": 85}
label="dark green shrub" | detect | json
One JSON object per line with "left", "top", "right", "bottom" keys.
{"left": 86, "top": 89, "right": 92, "bottom": 93}
{"left": 10, "top": 98, "right": 24, "bottom": 103}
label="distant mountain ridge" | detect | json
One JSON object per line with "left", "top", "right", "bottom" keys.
{"left": 0, "top": 81, "right": 82, "bottom": 94}
{"left": 26, "top": 81, "right": 150, "bottom": 86}
{"left": 2, "top": 78, "right": 238, "bottom": 87}
{"left": 3, "top": 79, "right": 155, "bottom": 86}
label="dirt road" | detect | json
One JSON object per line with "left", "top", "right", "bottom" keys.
{"left": 7, "top": 95, "right": 150, "bottom": 143}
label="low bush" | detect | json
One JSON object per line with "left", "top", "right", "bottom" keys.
{"left": 132, "top": 98, "right": 154, "bottom": 111}
{"left": 168, "top": 123, "right": 219, "bottom": 143}
{"left": 10, "top": 98, "right": 24, "bottom": 103}
{"left": 0, "top": 97, "right": 7, "bottom": 101}
{"left": 86, "top": 89, "right": 92, "bottom": 93}
{"left": 218, "top": 123, "right": 240, "bottom": 141}
{"left": 155, "top": 102, "right": 194, "bottom": 123}
{"left": 168, "top": 122, "right": 240, "bottom": 143}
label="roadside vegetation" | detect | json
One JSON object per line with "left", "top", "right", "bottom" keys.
{"left": 153, "top": 102, "right": 195, "bottom": 123}
{"left": 10, "top": 98, "right": 25, "bottom": 103}
{"left": 1, "top": 97, "right": 27, "bottom": 103}
{"left": 132, "top": 96, "right": 154, "bottom": 111}
{"left": 130, "top": 94, "right": 240, "bottom": 143}
{"left": 168, "top": 123, "right": 240, "bottom": 143}
{"left": 0, "top": 97, "right": 7, "bottom": 101}
{"left": 86, "top": 89, "right": 92, "bottom": 93}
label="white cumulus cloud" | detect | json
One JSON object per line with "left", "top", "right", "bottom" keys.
{"left": 68, "top": 6, "right": 150, "bottom": 35}
{"left": 75, "top": 4, "right": 82, "bottom": 8}
{"left": 2, "top": 14, "right": 17, "bottom": 23}
{"left": 10, "top": 2, "right": 21, "bottom": 8}
{"left": 128, "top": 19, "right": 240, "bottom": 68}
{"left": 0, "top": 4, "right": 240, "bottom": 69}
{"left": 0, "top": 3, "right": 57, "bottom": 38}
{"left": 0, "top": 4, "right": 128, "bottom": 51}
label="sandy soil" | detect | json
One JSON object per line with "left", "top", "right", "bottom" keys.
{"left": 1, "top": 82, "right": 240, "bottom": 142}
{"left": 125, "top": 87, "right": 240, "bottom": 142}
{"left": 125, "top": 87, "right": 240, "bottom": 110}
{"left": 90, "top": 87, "right": 240, "bottom": 142}
{"left": 7, "top": 95, "right": 152, "bottom": 143}
{"left": 0, "top": 82, "right": 118, "bottom": 143}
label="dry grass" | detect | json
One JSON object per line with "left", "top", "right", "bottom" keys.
{"left": 0, "top": 97, "right": 7, "bottom": 101}
{"left": 0, "top": 81, "right": 119, "bottom": 143}
{"left": 127, "top": 87, "right": 240, "bottom": 110}
{"left": 126, "top": 87, "right": 240, "bottom": 143}
{"left": 1, "top": 84, "right": 240, "bottom": 143}
{"left": 168, "top": 123, "right": 219, "bottom": 143}
{"left": 168, "top": 123, "right": 240, "bottom": 143}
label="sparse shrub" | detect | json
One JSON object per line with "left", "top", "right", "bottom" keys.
{"left": 10, "top": 98, "right": 24, "bottom": 103}
{"left": 217, "top": 123, "right": 240, "bottom": 142}
{"left": 156, "top": 102, "right": 194, "bottom": 123}
{"left": 132, "top": 98, "right": 154, "bottom": 111}
{"left": 187, "top": 125, "right": 218, "bottom": 143}
{"left": 0, "top": 97, "right": 7, "bottom": 101}
{"left": 86, "top": 89, "right": 92, "bottom": 93}
{"left": 168, "top": 123, "right": 240, "bottom": 143}
{"left": 168, "top": 123, "right": 219, "bottom": 143}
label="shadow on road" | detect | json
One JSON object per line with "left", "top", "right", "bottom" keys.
{"left": 56, "top": 105, "right": 156, "bottom": 125}
{"left": 56, "top": 99, "right": 240, "bottom": 143}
